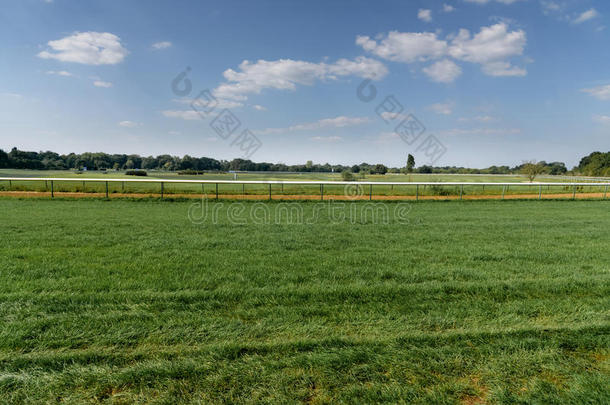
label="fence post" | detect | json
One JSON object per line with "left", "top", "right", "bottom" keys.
{"left": 8, "top": 180, "right": 11, "bottom": 190}
{"left": 416, "top": 185, "right": 419, "bottom": 201}
{"left": 216, "top": 183, "right": 219, "bottom": 200}
{"left": 605, "top": 185, "right": 608, "bottom": 200}
{"left": 502, "top": 185, "right": 506, "bottom": 200}
{"left": 242, "top": 183, "right": 245, "bottom": 195}
{"left": 105, "top": 181, "right": 109, "bottom": 198}
{"left": 320, "top": 184, "right": 324, "bottom": 201}
{"left": 369, "top": 184, "right": 372, "bottom": 201}
{"left": 539, "top": 185, "right": 542, "bottom": 200}
{"left": 268, "top": 184, "right": 271, "bottom": 200}
{"left": 573, "top": 185, "right": 576, "bottom": 200}
{"left": 460, "top": 185, "right": 463, "bottom": 200}
{"left": 201, "top": 184, "right": 204, "bottom": 194}
{"left": 122, "top": 181, "right": 124, "bottom": 192}
{"left": 51, "top": 180, "right": 54, "bottom": 198}
{"left": 161, "top": 182, "right": 164, "bottom": 198}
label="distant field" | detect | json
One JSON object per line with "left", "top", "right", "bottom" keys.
{"left": 0, "top": 198, "right": 608, "bottom": 403}
{"left": 0, "top": 169, "right": 608, "bottom": 199}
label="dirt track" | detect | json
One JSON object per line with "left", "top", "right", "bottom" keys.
{"left": 1, "top": 191, "right": 607, "bottom": 201}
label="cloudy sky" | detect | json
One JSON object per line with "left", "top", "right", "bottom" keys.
{"left": 1, "top": 0, "right": 609, "bottom": 168}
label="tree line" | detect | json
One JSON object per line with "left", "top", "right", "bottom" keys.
{"left": 0, "top": 147, "right": 608, "bottom": 176}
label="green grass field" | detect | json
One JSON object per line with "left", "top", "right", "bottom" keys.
{"left": 1, "top": 198, "right": 609, "bottom": 403}
{"left": 0, "top": 169, "right": 608, "bottom": 198}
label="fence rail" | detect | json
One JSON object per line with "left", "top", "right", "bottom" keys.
{"left": 1, "top": 177, "right": 609, "bottom": 201}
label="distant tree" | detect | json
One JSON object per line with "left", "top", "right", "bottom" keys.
{"left": 0, "top": 149, "right": 8, "bottom": 168}
{"left": 547, "top": 161, "right": 567, "bottom": 175}
{"left": 406, "top": 154, "right": 415, "bottom": 173}
{"left": 373, "top": 164, "right": 388, "bottom": 175}
{"left": 350, "top": 164, "right": 360, "bottom": 173}
{"left": 306, "top": 160, "right": 313, "bottom": 170}
{"left": 418, "top": 165, "right": 433, "bottom": 174}
{"left": 521, "top": 160, "right": 545, "bottom": 182}
{"left": 577, "top": 151, "right": 610, "bottom": 176}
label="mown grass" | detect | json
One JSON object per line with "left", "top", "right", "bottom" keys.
{"left": 0, "top": 198, "right": 609, "bottom": 403}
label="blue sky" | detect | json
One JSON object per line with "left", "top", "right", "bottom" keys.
{"left": 1, "top": 0, "right": 609, "bottom": 168}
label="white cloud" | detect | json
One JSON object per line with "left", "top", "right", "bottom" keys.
{"left": 310, "top": 136, "right": 342, "bottom": 142}
{"left": 423, "top": 59, "right": 462, "bottom": 83}
{"left": 418, "top": 9, "right": 432, "bottom": 22}
{"left": 593, "top": 115, "right": 610, "bottom": 124}
{"left": 357, "top": 23, "right": 527, "bottom": 79}
{"left": 213, "top": 57, "right": 387, "bottom": 102}
{"left": 440, "top": 127, "right": 521, "bottom": 136}
{"left": 428, "top": 102, "right": 454, "bottom": 115}
{"left": 168, "top": 130, "right": 181, "bottom": 135}
{"left": 173, "top": 97, "right": 243, "bottom": 109}
{"left": 459, "top": 115, "right": 497, "bottom": 122}
{"left": 256, "top": 116, "right": 370, "bottom": 135}
{"left": 574, "top": 8, "right": 599, "bottom": 24}
{"left": 480, "top": 61, "right": 526, "bottom": 77}
{"left": 0, "top": 92, "right": 24, "bottom": 99}
{"left": 252, "top": 104, "right": 267, "bottom": 111}
{"left": 93, "top": 80, "right": 112, "bottom": 88}
{"left": 162, "top": 110, "right": 202, "bottom": 120}
{"left": 448, "top": 23, "right": 527, "bottom": 76}
{"left": 541, "top": 1, "right": 562, "bottom": 15}
{"left": 118, "top": 121, "right": 141, "bottom": 128}
{"left": 152, "top": 41, "right": 172, "bottom": 50}
{"left": 581, "top": 85, "right": 610, "bottom": 100}
{"left": 38, "top": 32, "right": 128, "bottom": 65}
{"left": 442, "top": 4, "right": 456, "bottom": 12}
{"left": 380, "top": 112, "right": 410, "bottom": 121}
{"left": 46, "top": 70, "right": 73, "bottom": 77}
{"left": 373, "top": 131, "right": 401, "bottom": 144}
{"left": 356, "top": 31, "right": 448, "bottom": 63}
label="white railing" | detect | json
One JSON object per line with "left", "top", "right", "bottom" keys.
{"left": 1, "top": 177, "right": 609, "bottom": 200}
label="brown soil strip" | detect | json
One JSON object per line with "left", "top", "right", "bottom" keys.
{"left": 0, "top": 191, "right": 607, "bottom": 201}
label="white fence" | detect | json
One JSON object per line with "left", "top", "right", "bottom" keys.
{"left": 1, "top": 177, "right": 609, "bottom": 200}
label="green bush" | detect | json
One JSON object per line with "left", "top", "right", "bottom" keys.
{"left": 125, "top": 170, "right": 147, "bottom": 176}
{"left": 341, "top": 170, "right": 355, "bottom": 181}
{"left": 429, "top": 185, "right": 452, "bottom": 196}
{"left": 178, "top": 169, "right": 205, "bottom": 175}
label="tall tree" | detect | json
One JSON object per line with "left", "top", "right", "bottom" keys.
{"left": 406, "top": 154, "right": 415, "bottom": 173}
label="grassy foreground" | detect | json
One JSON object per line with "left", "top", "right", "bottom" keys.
{"left": 0, "top": 198, "right": 608, "bottom": 403}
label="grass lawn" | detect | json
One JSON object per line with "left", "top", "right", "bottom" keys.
{"left": 0, "top": 198, "right": 609, "bottom": 403}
